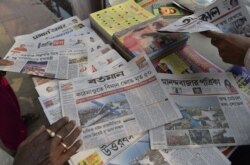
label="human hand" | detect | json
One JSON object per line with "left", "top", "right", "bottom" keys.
{"left": 0, "top": 59, "right": 14, "bottom": 66}
{"left": 13, "top": 117, "right": 82, "bottom": 165}
{"left": 202, "top": 31, "right": 250, "bottom": 66}
{"left": 0, "top": 59, "right": 13, "bottom": 77}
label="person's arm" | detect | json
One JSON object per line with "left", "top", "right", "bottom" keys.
{"left": 202, "top": 31, "right": 250, "bottom": 67}
{"left": 13, "top": 117, "right": 82, "bottom": 165}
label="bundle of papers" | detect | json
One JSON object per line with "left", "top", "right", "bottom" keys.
{"left": 9, "top": 0, "right": 250, "bottom": 164}
{"left": 0, "top": 16, "right": 126, "bottom": 79}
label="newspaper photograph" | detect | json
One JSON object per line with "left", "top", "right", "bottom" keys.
{"left": 69, "top": 133, "right": 231, "bottom": 165}
{"left": 35, "top": 81, "right": 59, "bottom": 97}
{"left": 0, "top": 47, "right": 88, "bottom": 79}
{"left": 59, "top": 55, "right": 181, "bottom": 149}
{"left": 39, "top": 95, "right": 62, "bottom": 124}
{"left": 32, "top": 77, "right": 57, "bottom": 87}
{"left": 160, "top": 0, "right": 250, "bottom": 34}
{"left": 150, "top": 72, "right": 250, "bottom": 149}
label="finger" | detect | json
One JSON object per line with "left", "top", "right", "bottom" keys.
{"left": 49, "top": 117, "right": 69, "bottom": 132}
{"left": 201, "top": 30, "right": 225, "bottom": 39}
{"left": 211, "top": 38, "right": 222, "bottom": 47}
{"left": 0, "top": 59, "right": 14, "bottom": 66}
{"left": 60, "top": 140, "right": 82, "bottom": 162}
{"left": 61, "top": 126, "right": 81, "bottom": 148}
{"left": 36, "top": 117, "right": 70, "bottom": 142}
{"left": 53, "top": 120, "right": 76, "bottom": 145}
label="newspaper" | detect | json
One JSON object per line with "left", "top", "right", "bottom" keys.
{"left": 35, "top": 81, "right": 58, "bottom": 97}
{"left": 150, "top": 72, "right": 250, "bottom": 149}
{"left": 59, "top": 55, "right": 181, "bottom": 149}
{"left": 14, "top": 16, "right": 82, "bottom": 41}
{"left": 160, "top": 0, "right": 250, "bottom": 34}
{"left": 38, "top": 95, "right": 62, "bottom": 124}
{"left": 0, "top": 33, "right": 106, "bottom": 79}
{"left": 36, "top": 55, "right": 127, "bottom": 124}
{"left": 69, "top": 133, "right": 231, "bottom": 165}
{"left": 0, "top": 46, "right": 88, "bottom": 79}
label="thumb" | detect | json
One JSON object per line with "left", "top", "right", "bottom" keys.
{"left": 201, "top": 30, "right": 225, "bottom": 39}
{"left": 0, "top": 59, "right": 14, "bottom": 66}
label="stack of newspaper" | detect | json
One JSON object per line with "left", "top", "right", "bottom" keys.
{"left": 2, "top": 0, "right": 250, "bottom": 163}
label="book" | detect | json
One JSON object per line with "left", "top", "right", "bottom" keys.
{"left": 90, "top": 1, "right": 155, "bottom": 42}
{"left": 134, "top": 0, "right": 157, "bottom": 7}
{"left": 153, "top": 45, "right": 223, "bottom": 74}
{"left": 113, "top": 16, "right": 189, "bottom": 61}
{"left": 172, "top": 0, "right": 216, "bottom": 11}
{"left": 103, "top": 0, "right": 156, "bottom": 8}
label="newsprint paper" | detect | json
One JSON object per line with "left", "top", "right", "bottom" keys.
{"left": 160, "top": 0, "right": 250, "bottom": 34}
{"left": 58, "top": 55, "right": 182, "bottom": 149}
{"left": 0, "top": 16, "right": 102, "bottom": 79}
{"left": 69, "top": 133, "right": 231, "bottom": 165}
{"left": 150, "top": 72, "right": 250, "bottom": 149}
{"left": 14, "top": 16, "right": 82, "bottom": 41}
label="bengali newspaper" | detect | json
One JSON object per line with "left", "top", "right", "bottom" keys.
{"left": 59, "top": 55, "right": 181, "bottom": 149}
{"left": 160, "top": 0, "right": 250, "bottom": 34}
{"left": 150, "top": 72, "right": 250, "bottom": 149}
{"left": 35, "top": 48, "right": 127, "bottom": 125}
{"left": 0, "top": 33, "right": 103, "bottom": 79}
{"left": 39, "top": 94, "right": 62, "bottom": 124}
{"left": 14, "top": 16, "right": 82, "bottom": 41}
{"left": 69, "top": 133, "right": 231, "bottom": 165}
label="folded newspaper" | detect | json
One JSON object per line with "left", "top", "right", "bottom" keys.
{"left": 159, "top": 0, "right": 250, "bottom": 34}
{"left": 150, "top": 72, "right": 250, "bottom": 149}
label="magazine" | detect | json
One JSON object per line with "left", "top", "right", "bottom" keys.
{"left": 113, "top": 17, "right": 189, "bottom": 61}
{"left": 150, "top": 72, "right": 250, "bottom": 149}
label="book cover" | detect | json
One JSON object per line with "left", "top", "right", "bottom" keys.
{"left": 178, "top": 45, "right": 224, "bottom": 73}
{"left": 152, "top": 45, "right": 223, "bottom": 74}
{"left": 90, "top": 1, "right": 155, "bottom": 42}
{"left": 113, "top": 17, "right": 189, "bottom": 61}
{"left": 153, "top": 51, "right": 193, "bottom": 74}
{"left": 134, "top": 0, "right": 157, "bottom": 7}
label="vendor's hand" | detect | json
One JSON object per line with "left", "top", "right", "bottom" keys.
{"left": 0, "top": 59, "right": 14, "bottom": 66}
{"left": 0, "top": 59, "right": 13, "bottom": 77}
{"left": 13, "top": 117, "right": 82, "bottom": 165}
{"left": 202, "top": 31, "right": 250, "bottom": 66}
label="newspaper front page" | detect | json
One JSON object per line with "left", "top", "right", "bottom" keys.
{"left": 37, "top": 57, "right": 127, "bottom": 124}
{"left": 14, "top": 16, "right": 82, "bottom": 41}
{"left": 150, "top": 72, "right": 250, "bottom": 149}
{"left": 69, "top": 133, "right": 231, "bottom": 165}
{"left": 0, "top": 33, "right": 105, "bottom": 79}
{"left": 160, "top": 0, "right": 250, "bottom": 34}
{"left": 59, "top": 55, "right": 181, "bottom": 149}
